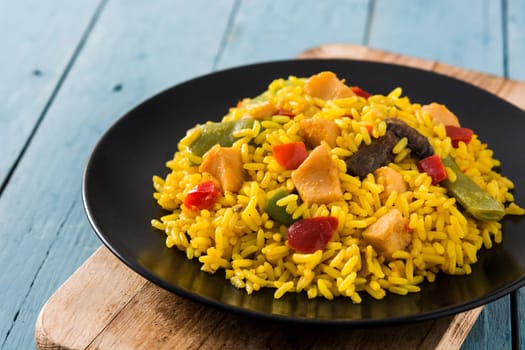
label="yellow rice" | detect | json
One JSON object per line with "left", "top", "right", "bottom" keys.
{"left": 151, "top": 73, "right": 524, "bottom": 302}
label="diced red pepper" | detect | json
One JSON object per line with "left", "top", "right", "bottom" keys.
{"left": 418, "top": 155, "right": 448, "bottom": 185}
{"left": 445, "top": 125, "right": 474, "bottom": 147}
{"left": 272, "top": 142, "right": 308, "bottom": 170}
{"left": 364, "top": 124, "right": 373, "bottom": 134}
{"left": 287, "top": 216, "right": 338, "bottom": 253}
{"left": 183, "top": 181, "right": 220, "bottom": 210}
{"left": 351, "top": 86, "right": 372, "bottom": 99}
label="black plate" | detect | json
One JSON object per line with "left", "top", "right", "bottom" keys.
{"left": 82, "top": 59, "right": 525, "bottom": 326}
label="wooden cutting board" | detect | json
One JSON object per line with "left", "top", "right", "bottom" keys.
{"left": 35, "top": 44, "right": 525, "bottom": 350}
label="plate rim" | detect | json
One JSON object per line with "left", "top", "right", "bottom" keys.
{"left": 82, "top": 58, "right": 525, "bottom": 326}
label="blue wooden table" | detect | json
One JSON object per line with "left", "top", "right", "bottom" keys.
{"left": 1, "top": 1, "right": 524, "bottom": 348}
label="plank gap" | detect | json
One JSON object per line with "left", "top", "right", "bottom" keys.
{"left": 2, "top": 200, "right": 77, "bottom": 348}
{"left": 362, "top": 0, "right": 376, "bottom": 45}
{"left": 0, "top": 310, "right": 19, "bottom": 349}
{"left": 212, "top": 0, "right": 242, "bottom": 71}
{"left": 511, "top": 291, "right": 520, "bottom": 350}
{"left": 0, "top": 0, "right": 108, "bottom": 199}
{"left": 502, "top": 0, "right": 510, "bottom": 78}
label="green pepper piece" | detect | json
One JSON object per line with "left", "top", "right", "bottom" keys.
{"left": 265, "top": 188, "right": 299, "bottom": 226}
{"left": 441, "top": 156, "right": 505, "bottom": 221}
{"left": 188, "top": 119, "right": 255, "bottom": 157}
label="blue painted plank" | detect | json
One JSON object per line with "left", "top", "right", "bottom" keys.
{"left": 517, "top": 289, "right": 525, "bottom": 349}
{"left": 368, "top": 0, "right": 504, "bottom": 76}
{"left": 507, "top": 0, "right": 525, "bottom": 81}
{"left": 509, "top": 2, "right": 525, "bottom": 345}
{"left": 461, "top": 298, "right": 512, "bottom": 350}
{"left": 215, "top": 0, "right": 371, "bottom": 69}
{"left": 0, "top": 0, "right": 102, "bottom": 190}
{"left": 0, "top": 0, "right": 235, "bottom": 348}
{"left": 0, "top": 0, "right": 518, "bottom": 348}
{"left": 3, "top": 204, "right": 100, "bottom": 350}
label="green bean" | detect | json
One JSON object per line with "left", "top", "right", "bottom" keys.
{"left": 441, "top": 156, "right": 505, "bottom": 221}
{"left": 188, "top": 119, "right": 255, "bottom": 156}
{"left": 264, "top": 188, "right": 298, "bottom": 226}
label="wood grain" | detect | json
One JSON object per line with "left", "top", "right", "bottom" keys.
{"left": 298, "top": 43, "right": 436, "bottom": 70}
{"left": 36, "top": 247, "right": 483, "bottom": 350}
{"left": 299, "top": 43, "right": 525, "bottom": 111}
{"left": 35, "top": 248, "right": 148, "bottom": 350}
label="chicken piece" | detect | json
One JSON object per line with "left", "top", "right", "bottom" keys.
{"left": 421, "top": 103, "right": 461, "bottom": 127}
{"left": 304, "top": 71, "right": 355, "bottom": 100}
{"left": 374, "top": 166, "right": 407, "bottom": 201}
{"left": 199, "top": 146, "right": 244, "bottom": 192}
{"left": 244, "top": 100, "right": 277, "bottom": 120}
{"left": 362, "top": 208, "right": 411, "bottom": 259}
{"left": 298, "top": 118, "right": 340, "bottom": 148}
{"left": 291, "top": 145, "right": 343, "bottom": 204}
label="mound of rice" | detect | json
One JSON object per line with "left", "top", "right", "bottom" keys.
{"left": 151, "top": 73, "right": 524, "bottom": 302}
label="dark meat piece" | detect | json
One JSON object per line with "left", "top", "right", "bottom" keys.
{"left": 346, "top": 130, "right": 399, "bottom": 179}
{"left": 385, "top": 118, "right": 434, "bottom": 158}
{"left": 346, "top": 118, "right": 435, "bottom": 179}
